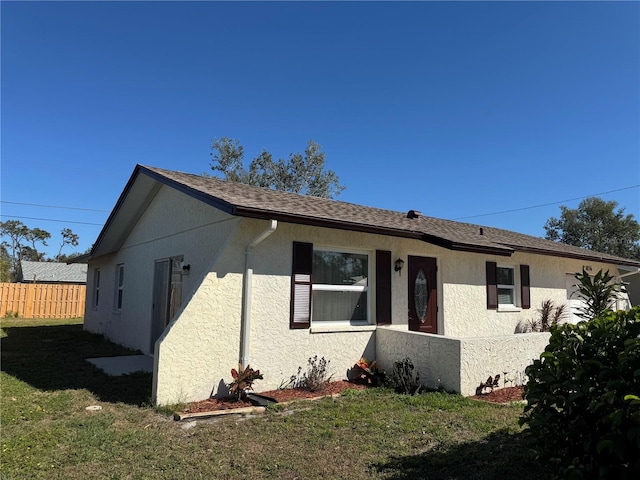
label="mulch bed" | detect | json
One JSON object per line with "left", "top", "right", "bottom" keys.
{"left": 182, "top": 380, "right": 366, "bottom": 414}
{"left": 182, "top": 382, "right": 525, "bottom": 414}
{"left": 470, "top": 386, "right": 525, "bottom": 404}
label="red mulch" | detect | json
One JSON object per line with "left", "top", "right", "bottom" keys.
{"left": 183, "top": 380, "right": 366, "bottom": 414}
{"left": 470, "top": 386, "right": 525, "bottom": 404}
{"left": 182, "top": 382, "right": 525, "bottom": 414}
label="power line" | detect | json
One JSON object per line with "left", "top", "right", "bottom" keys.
{"left": 454, "top": 184, "right": 640, "bottom": 221}
{"left": 0, "top": 200, "right": 109, "bottom": 213}
{"left": 0, "top": 215, "right": 104, "bottom": 226}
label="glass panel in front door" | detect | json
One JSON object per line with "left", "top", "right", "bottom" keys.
{"left": 414, "top": 269, "right": 428, "bottom": 323}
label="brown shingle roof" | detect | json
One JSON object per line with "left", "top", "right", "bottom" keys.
{"left": 135, "top": 165, "right": 640, "bottom": 267}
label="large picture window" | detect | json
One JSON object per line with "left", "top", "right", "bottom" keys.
{"left": 312, "top": 249, "right": 369, "bottom": 324}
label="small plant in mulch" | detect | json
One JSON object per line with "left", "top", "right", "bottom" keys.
{"left": 475, "top": 374, "right": 501, "bottom": 396}
{"left": 390, "top": 357, "right": 421, "bottom": 395}
{"left": 285, "top": 356, "right": 333, "bottom": 392}
{"left": 516, "top": 299, "right": 567, "bottom": 333}
{"left": 228, "top": 364, "right": 263, "bottom": 401}
{"left": 350, "top": 357, "right": 387, "bottom": 386}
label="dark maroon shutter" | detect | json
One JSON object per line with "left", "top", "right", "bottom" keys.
{"left": 520, "top": 264, "right": 531, "bottom": 309}
{"left": 486, "top": 261, "right": 498, "bottom": 309}
{"left": 290, "top": 242, "right": 313, "bottom": 329}
{"left": 376, "top": 250, "right": 392, "bottom": 325}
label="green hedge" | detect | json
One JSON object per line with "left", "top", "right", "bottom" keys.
{"left": 520, "top": 307, "right": 640, "bottom": 479}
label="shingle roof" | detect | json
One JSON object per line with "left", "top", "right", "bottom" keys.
{"left": 101, "top": 165, "right": 640, "bottom": 268}
{"left": 20, "top": 261, "right": 88, "bottom": 283}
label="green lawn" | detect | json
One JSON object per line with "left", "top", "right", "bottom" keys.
{"left": 0, "top": 318, "right": 549, "bottom": 480}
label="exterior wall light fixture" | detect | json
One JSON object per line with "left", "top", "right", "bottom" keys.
{"left": 394, "top": 258, "right": 405, "bottom": 274}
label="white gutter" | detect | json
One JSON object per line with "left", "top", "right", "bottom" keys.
{"left": 240, "top": 219, "right": 278, "bottom": 367}
{"left": 616, "top": 265, "right": 640, "bottom": 279}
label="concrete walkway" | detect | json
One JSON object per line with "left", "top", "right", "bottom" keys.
{"left": 87, "top": 355, "right": 153, "bottom": 376}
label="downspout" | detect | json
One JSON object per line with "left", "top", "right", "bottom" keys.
{"left": 615, "top": 266, "right": 640, "bottom": 311}
{"left": 240, "top": 219, "right": 278, "bottom": 367}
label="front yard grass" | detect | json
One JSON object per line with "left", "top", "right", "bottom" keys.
{"left": 1, "top": 318, "right": 550, "bottom": 479}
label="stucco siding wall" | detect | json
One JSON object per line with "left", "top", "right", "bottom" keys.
{"left": 458, "top": 333, "right": 550, "bottom": 396}
{"left": 154, "top": 269, "right": 244, "bottom": 405}
{"left": 376, "top": 326, "right": 461, "bottom": 393}
{"left": 376, "top": 327, "right": 551, "bottom": 396}
{"left": 439, "top": 252, "right": 619, "bottom": 337}
{"left": 84, "top": 185, "right": 239, "bottom": 354}
{"left": 155, "top": 220, "right": 398, "bottom": 403}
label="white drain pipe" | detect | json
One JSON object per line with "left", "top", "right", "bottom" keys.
{"left": 240, "top": 219, "right": 278, "bottom": 367}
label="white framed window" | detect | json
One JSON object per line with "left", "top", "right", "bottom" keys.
{"left": 311, "top": 248, "right": 370, "bottom": 325}
{"left": 114, "top": 264, "right": 124, "bottom": 311}
{"left": 497, "top": 265, "right": 516, "bottom": 307}
{"left": 93, "top": 268, "right": 101, "bottom": 308}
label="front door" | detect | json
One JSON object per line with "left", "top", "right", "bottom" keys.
{"left": 408, "top": 256, "right": 438, "bottom": 334}
{"left": 150, "top": 256, "right": 183, "bottom": 353}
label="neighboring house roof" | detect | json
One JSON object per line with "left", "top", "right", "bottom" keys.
{"left": 90, "top": 164, "right": 640, "bottom": 268}
{"left": 19, "top": 260, "right": 88, "bottom": 283}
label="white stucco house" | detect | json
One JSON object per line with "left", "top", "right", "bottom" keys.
{"left": 83, "top": 165, "right": 640, "bottom": 405}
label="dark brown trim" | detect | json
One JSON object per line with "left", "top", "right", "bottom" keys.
{"left": 520, "top": 264, "right": 531, "bottom": 309}
{"left": 375, "top": 250, "right": 392, "bottom": 325}
{"left": 290, "top": 242, "right": 313, "bottom": 329}
{"left": 486, "top": 261, "right": 498, "bottom": 309}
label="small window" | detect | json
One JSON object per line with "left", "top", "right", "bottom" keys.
{"left": 114, "top": 264, "right": 124, "bottom": 311}
{"left": 311, "top": 249, "right": 370, "bottom": 324}
{"left": 497, "top": 266, "right": 516, "bottom": 306}
{"left": 93, "top": 269, "right": 101, "bottom": 308}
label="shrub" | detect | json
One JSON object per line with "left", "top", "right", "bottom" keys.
{"left": 573, "top": 268, "right": 626, "bottom": 319}
{"left": 518, "top": 300, "right": 568, "bottom": 333}
{"left": 287, "top": 356, "right": 333, "bottom": 392}
{"left": 520, "top": 307, "right": 640, "bottom": 479}
{"left": 391, "top": 357, "right": 421, "bottom": 395}
{"left": 228, "top": 364, "right": 263, "bottom": 401}
{"left": 351, "top": 357, "right": 386, "bottom": 386}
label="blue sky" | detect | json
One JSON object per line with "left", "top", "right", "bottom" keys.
{"left": 2, "top": 1, "right": 639, "bottom": 259}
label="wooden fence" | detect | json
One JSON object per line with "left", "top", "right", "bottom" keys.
{"left": 0, "top": 283, "right": 86, "bottom": 319}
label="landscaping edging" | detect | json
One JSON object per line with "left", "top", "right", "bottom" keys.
{"left": 174, "top": 393, "right": 341, "bottom": 421}
{"left": 174, "top": 406, "right": 266, "bottom": 421}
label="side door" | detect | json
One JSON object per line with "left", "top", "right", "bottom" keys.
{"left": 150, "top": 256, "right": 183, "bottom": 353}
{"left": 408, "top": 256, "right": 438, "bottom": 334}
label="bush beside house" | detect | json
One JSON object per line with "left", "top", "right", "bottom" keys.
{"left": 520, "top": 307, "right": 640, "bottom": 479}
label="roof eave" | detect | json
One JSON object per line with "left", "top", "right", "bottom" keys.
{"left": 501, "top": 245, "right": 640, "bottom": 268}
{"left": 233, "top": 206, "right": 425, "bottom": 241}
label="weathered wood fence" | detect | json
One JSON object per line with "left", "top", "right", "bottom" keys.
{"left": 0, "top": 283, "right": 86, "bottom": 319}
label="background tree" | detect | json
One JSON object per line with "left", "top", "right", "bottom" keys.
{"left": 57, "top": 228, "right": 79, "bottom": 260}
{"left": 1, "top": 220, "right": 30, "bottom": 278}
{"left": 210, "top": 137, "right": 345, "bottom": 199}
{"left": 544, "top": 197, "right": 640, "bottom": 259}
{"left": 25, "top": 227, "right": 50, "bottom": 261}
{"left": 0, "top": 221, "right": 82, "bottom": 280}
{"left": 0, "top": 245, "right": 12, "bottom": 282}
